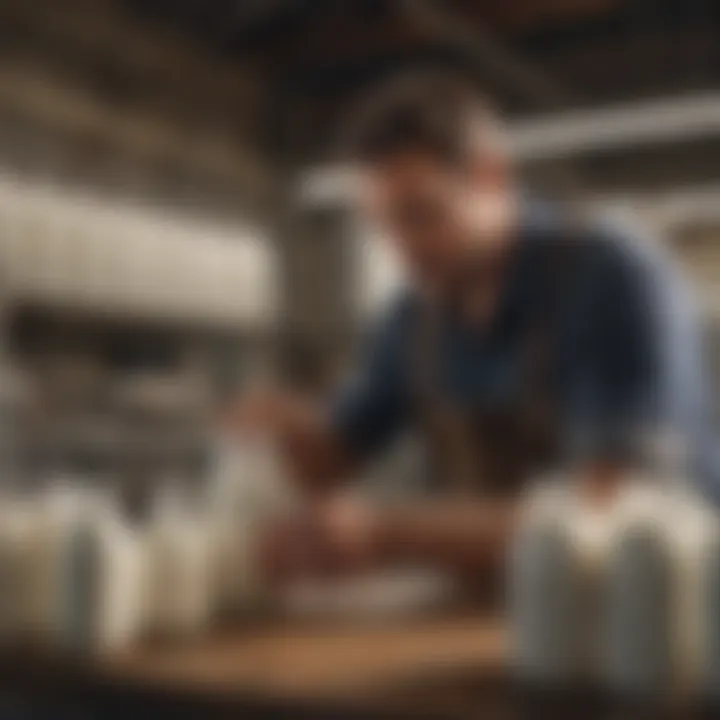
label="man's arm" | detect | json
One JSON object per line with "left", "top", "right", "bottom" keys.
{"left": 266, "top": 493, "right": 519, "bottom": 591}
{"left": 228, "top": 389, "right": 352, "bottom": 494}
{"left": 337, "top": 234, "right": 684, "bottom": 580}
{"left": 232, "top": 298, "right": 412, "bottom": 494}
{"left": 372, "top": 499, "right": 519, "bottom": 583}
{"left": 352, "top": 232, "right": 681, "bottom": 584}
{"left": 562, "top": 228, "right": 703, "bottom": 488}
{"left": 274, "top": 394, "right": 357, "bottom": 494}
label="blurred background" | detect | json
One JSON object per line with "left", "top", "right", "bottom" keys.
{"left": 0, "top": 0, "right": 718, "bottom": 488}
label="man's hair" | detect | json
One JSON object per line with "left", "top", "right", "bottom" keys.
{"left": 340, "top": 72, "right": 502, "bottom": 166}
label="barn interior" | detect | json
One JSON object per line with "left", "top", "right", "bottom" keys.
{"left": 0, "top": 0, "right": 718, "bottom": 716}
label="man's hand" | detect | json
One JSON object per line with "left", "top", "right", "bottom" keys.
{"left": 223, "top": 388, "right": 354, "bottom": 492}
{"left": 579, "top": 462, "right": 626, "bottom": 508}
{"left": 258, "top": 494, "right": 520, "bottom": 601}
{"left": 260, "top": 494, "right": 379, "bottom": 583}
{"left": 224, "top": 387, "right": 298, "bottom": 438}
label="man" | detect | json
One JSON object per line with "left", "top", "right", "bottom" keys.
{"left": 234, "top": 75, "right": 717, "bottom": 589}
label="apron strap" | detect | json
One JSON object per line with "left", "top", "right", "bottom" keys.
{"left": 520, "top": 219, "right": 585, "bottom": 464}
{"left": 411, "top": 216, "right": 585, "bottom": 497}
{"left": 411, "top": 298, "right": 481, "bottom": 497}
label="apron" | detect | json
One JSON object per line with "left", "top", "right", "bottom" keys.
{"left": 411, "top": 232, "right": 580, "bottom": 499}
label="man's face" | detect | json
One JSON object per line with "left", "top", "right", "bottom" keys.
{"left": 361, "top": 150, "right": 510, "bottom": 290}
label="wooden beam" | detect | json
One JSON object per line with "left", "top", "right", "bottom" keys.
{"left": 445, "top": 0, "right": 621, "bottom": 34}
{"left": 0, "top": 63, "right": 270, "bottom": 197}
{"left": 409, "top": 0, "right": 571, "bottom": 110}
{"left": 0, "top": 0, "right": 260, "bottom": 119}
{"left": 512, "top": 92, "right": 720, "bottom": 160}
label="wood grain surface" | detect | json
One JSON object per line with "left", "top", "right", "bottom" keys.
{"left": 105, "top": 614, "right": 507, "bottom": 702}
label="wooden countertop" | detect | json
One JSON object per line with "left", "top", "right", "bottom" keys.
{"left": 0, "top": 617, "right": 694, "bottom": 719}
{"left": 0, "top": 614, "right": 509, "bottom": 718}
{"left": 105, "top": 613, "right": 507, "bottom": 704}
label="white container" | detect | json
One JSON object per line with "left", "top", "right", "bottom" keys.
{"left": 510, "top": 471, "right": 720, "bottom": 702}
{"left": 509, "top": 477, "right": 590, "bottom": 685}
{"left": 30, "top": 483, "right": 146, "bottom": 654}
{"left": 599, "top": 479, "right": 720, "bottom": 701}
{"left": 143, "top": 489, "right": 215, "bottom": 638}
{"left": 510, "top": 475, "right": 654, "bottom": 688}
{"left": 91, "top": 500, "right": 147, "bottom": 653}
{"left": 206, "top": 435, "right": 297, "bottom": 616}
{"left": 210, "top": 516, "right": 261, "bottom": 616}
{"left": 599, "top": 481, "right": 673, "bottom": 698}
{"left": 27, "top": 482, "right": 85, "bottom": 646}
{"left": 663, "top": 484, "right": 720, "bottom": 700}
{"left": 700, "top": 522, "right": 720, "bottom": 704}
{"left": 0, "top": 498, "right": 42, "bottom": 646}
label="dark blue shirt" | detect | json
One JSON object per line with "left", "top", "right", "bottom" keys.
{"left": 331, "top": 203, "right": 719, "bottom": 498}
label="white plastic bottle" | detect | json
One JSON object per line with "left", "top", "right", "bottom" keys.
{"left": 665, "top": 482, "right": 720, "bottom": 702}
{"left": 700, "top": 520, "right": 720, "bottom": 705}
{"left": 209, "top": 510, "right": 261, "bottom": 619}
{"left": 509, "top": 477, "right": 587, "bottom": 686}
{"left": 206, "top": 432, "right": 297, "bottom": 617}
{"left": 510, "top": 473, "right": 639, "bottom": 688}
{"left": 91, "top": 489, "right": 147, "bottom": 653}
{"left": 596, "top": 461, "right": 720, "bottom": 704}
{"left": 598, "top": 480, "right": 674, "bottom": 700}
{"left": 205, "top": 434, "right": 258, "bottom": 616}
{"left": 143, "top": 484, "right": 215, "bottom": 639}
{"left": 40, "top": 484, "right": 147, "bottom": 654}
{"left": 0, "top": 495, "right": 41, "bottom": 646}
{"left": 57, "top": 493, "right": 102, "bottom": 652}
{"left": 29, "top": 480, "right": 87, "bottom": 648}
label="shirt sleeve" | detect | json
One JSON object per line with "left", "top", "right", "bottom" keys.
{"left": 561, "top": 231, "right": 704, "bottom": 467}
{"left": 329, "top": 299, "right": 411, "bottom": 463}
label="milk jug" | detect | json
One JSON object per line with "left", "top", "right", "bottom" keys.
{"left": 29, "top": 480, "right": 87, "bottom": 647}
{"left": 669, "top": 483, "right": 720, "bottom": 702}
{"left": 510, "top": 474, "right": 631, "bottom": 687}
{"left": 143, "top": 485, "right": 215, "bottom": 638}
{"left": 0, "top": 495, "right": 41, "bottom": 646}
{"left": 210, "top": 513, "right": 260, "bottom": 618}
{"left": 599, "top": 480, "right": 674, "bottom": 698}
{"left": 90, "top": 490, "right": 147, "bottom": 653}
{"left": 509, "top": 477, "right": 587, "bottom": 685}
{"left": 599, "top": 472, "right": 720, "bottom": 702}
{"left": 44, "top": 484, "right": 146, "bottom": 654}
{"left": 206, "top": 434, "right": 258, "bottom": 615}
{"left": 511, "top": 467, "right": 720, "bottom": 702}
{"left": 207, "top": 434, "right": 296, "bottom": 616}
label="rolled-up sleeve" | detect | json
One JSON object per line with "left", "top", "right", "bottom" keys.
{"left": 329, "top": 299, "right": 411, "bottom": 462}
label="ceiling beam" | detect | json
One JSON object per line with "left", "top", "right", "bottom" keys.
{"left": 445, "top": 0, "right": 620, "bottom": 33}
{"left": 512, "top": 92, "right": 720, "bottom": 160}
{"left": 409, "top": 0, "right": 571, "bottom": 110}
{"left": 0, "top": 63, "right": 269, "bottom": 199}
{"left": 0, "top": 0, "right": 259, "bottom": 119}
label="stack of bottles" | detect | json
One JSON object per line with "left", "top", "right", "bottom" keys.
{"left": 508, "top": 473, "right": 720, "bottom": 705}
{"left": 0, "top": 436, "right": 294, "bottom": 656}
